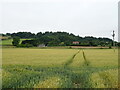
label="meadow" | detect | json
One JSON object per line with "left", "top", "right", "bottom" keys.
{"left": 2, "top": 48, "right": 119, "bottom": 88}
{"left": 0, "top": 39, "right": 31, "bottom": 46}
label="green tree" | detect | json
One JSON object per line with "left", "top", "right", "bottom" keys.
{"left": 12, "top": 37, "right": 20, "bottom": 46}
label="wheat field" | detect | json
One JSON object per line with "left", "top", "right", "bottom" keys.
{"left": 2, "top": 48, "right": 118, "bottom": 88}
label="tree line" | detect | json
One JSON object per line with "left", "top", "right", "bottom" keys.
{"left": 2, "top": 31, "right": 119, "bottom": 47}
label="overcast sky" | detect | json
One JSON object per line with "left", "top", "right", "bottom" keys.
{"left": 0, "top": 0, "right": 119, "bottom": 41}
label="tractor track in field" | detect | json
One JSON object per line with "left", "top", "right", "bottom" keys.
{"left": 63, "top": 49, "right": 90, "bottom": 67}
{"left": 64, "top": 50, "right": 80, "bottom": 67}
{"left": 62, "top": 49, "right": 93, "bottom": 88}
{"left": 71, "top": 49, "right": 92, "bottom": 88}
{"left": 82, "top": 49, "right": 90, "bottom": 67}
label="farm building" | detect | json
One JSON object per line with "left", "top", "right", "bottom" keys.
{"left": 38, "top": 44, "right": 46, "bottom": 47}
{"left": 72, "top": 41, "right": 80, "bottom": 44}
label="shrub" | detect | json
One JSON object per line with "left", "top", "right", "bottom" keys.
{"left": 109, "top": 45, "right": 112, "bottom": 49}
{"left": 17, "top": 44, "right": 33, "bottom": 48}
{"left": 12, "top": 37, "right": 20, "bottom": 46}
{"left": 21, "top": 39, "right": 39, "bottom": 46}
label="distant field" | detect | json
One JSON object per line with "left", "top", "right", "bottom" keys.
{"left": 0, "top": 39, "right": 13, "bottom": 46}
{"left": 0, "top": 39, "right": 31, "bottom": 46}
{"left": 2, "top": 48, "right": 119, "bottom": 88}
{"left": 0, "top": 36, "right": 9, "bottom": 40}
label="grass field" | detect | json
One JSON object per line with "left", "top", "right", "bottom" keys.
{"left": 2, "top": 48, "right": 119, "bottom": 88}
{"left": 0, "top": 39, "right": 13, "bottom": 46}
{"left": 0, "top": 39, "right": 31, "bottom": 46}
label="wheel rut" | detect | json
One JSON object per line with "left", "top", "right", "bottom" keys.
{"left": 64, "top": 50, "right": 80, "bottom": 67}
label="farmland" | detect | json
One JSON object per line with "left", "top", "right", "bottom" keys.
{"left": 2, "top": 48, "right": 119, "bottom": 88}
{"left": 0, "top": 39, "right": 31, "bottom": 46}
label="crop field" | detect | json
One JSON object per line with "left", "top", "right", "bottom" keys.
{"left": 2, "top": 48, "right": 119, "bottom": 88}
